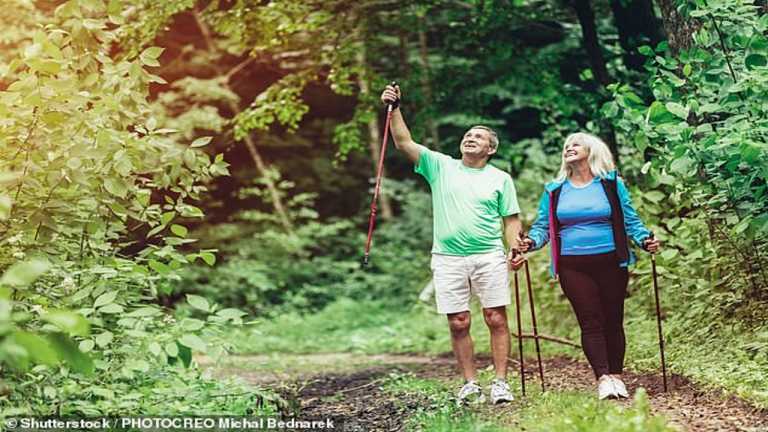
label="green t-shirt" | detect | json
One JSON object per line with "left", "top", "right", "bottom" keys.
{"left": 415, "top": 146, "right": 520, "bottom": 256}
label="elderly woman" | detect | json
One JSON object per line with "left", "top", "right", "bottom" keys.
{"left": 512, "top": 132, "right": 660, "bottom": 400}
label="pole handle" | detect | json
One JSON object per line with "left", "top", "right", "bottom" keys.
{"left": 387, "top": 81, "right": 400, "bottom": 110}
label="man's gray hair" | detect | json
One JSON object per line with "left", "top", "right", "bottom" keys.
{"left": 469, "top": 125, "right": 499, "bottom": 149}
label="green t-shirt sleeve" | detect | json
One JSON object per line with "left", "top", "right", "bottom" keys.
{"left": 414, "top": 145, "right": 442, "bottom": 184}
{"left": 499, "top": 175, "right": 520, "bottom": 216}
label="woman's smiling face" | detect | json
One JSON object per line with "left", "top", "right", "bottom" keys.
{"left": 563, "top": 140, "right": 589, "bottom": 164}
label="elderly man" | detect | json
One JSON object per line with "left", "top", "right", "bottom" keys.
{"left": 380, "top": 84, "right": 522, "bottom": 404}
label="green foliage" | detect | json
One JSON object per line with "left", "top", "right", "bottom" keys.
{"left": 175, "top": 178, "right": 431, "bottom": 315}
{"left": 607, "top": 0, "right": 768, "bottom": 323}
{"left": 0, "top": 0, "right": 262, "bottom": 417}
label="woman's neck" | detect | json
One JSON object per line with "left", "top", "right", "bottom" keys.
{"left": 568, "top": 162, "right": 594, "bottom": 186}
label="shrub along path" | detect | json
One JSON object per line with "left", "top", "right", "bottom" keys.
{"left": 202, "top": 353, "right": 768, "bottom": 431}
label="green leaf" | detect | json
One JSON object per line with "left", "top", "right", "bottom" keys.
{"left": 107, "top": 0, "right": 122, "bottom": 17}
{"left": 127, "top": 307, "right": 161, "bottom": 317}
{"left": 665, "top": 102, "right": 689, "bottom": 120}
{"left": 745, "top": 54, "right": 767, "bottom": 70}
{"left": 181, "top": 318, "right": 205, "bottom": 331}
{"left": 178, "top": 334, "right": 207, "bottom": 353}
{"left": 104, "top": 178, "right": 128, "bottom": 198}
{"left": 12, "top": 332, "right": 58, "bottom": 365}
{"left": 95, "top": 331, "right": 113, "bottom": 348}
{"left": 139, "top": 47, "right": 164, "bottom": 67}
{"left": 646, "top": 101, "right": 676, "bottom": 124}
{"left": 47, "top": 333, "right": 94, "bottom": 375}
{"left": 641, "top": 161, "right": 652, "bottom": 175}
{"left": 644, "top": 191, "right": 665, "bottom": 203}
{"left": 79, "top": 339, "right": 95, "bottom": 353}
{"left": 638, "top": 45, "right": 654, "bottom": 56}
{"left": 186, "top": 294, "right": 209, "bottom": 312}
{"left": 148, "top": 342, "right": 162, "bottom": 356}
{"left": 177, "top": 343, "right": 192, "bottom": 367}
{"left": 0, "top": 258, "right": 51, "bottom": 288}
{"left": 42, "top": 310, "right": 90, "bottom": 336}
{"left": 170, "top": 224, "right": 188, "bottom": 238}
{"left": 216, "top": 308, "right": 247, "bottom": 320}
{"left": 93, "top": 291, "right": 118, "bottom": 308}
{"left": 99, "top": 304, "right": 124, "bottom": 314}
{"left": 165, "top": 341, "right": 179, "bottom": 357}
{"left": 149, "top": 260, "right": 171, "bottom": 275}
{"left": 199, "top": 252, "right": 216, "bottom": 266}
{"left": 161, "top": 211, "right": 177, "bottom": 225}
{"left": 660, "top": 249, "right": 678, "bottom": 260}
{"left": 93, "top": 387, "right": 115, "bottom": 399}
{"left": 191, "top": 136, "right": 212, "bottom": 148}
{"left": 670, "top": 157, "right": 695, "bottom": 176}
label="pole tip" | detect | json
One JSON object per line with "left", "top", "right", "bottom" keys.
{"left": 362, "top": 254, "right": 369, "bottom": 267}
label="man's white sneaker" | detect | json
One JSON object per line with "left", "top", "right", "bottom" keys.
{"left": 490, "top": 379, "right": 515, "bottom": 404}
{"left": 611, "top": 376, "right": 629, "bottom": 398}
{"left": 598, "top": 375, "right": 618, "bottom": 400}
{"left": 457, "top": 381, "right": 485, "bottom": 406}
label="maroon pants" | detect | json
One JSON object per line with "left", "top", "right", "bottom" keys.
{"left": 558, "top": 252, "right": 629, "bottom": 378}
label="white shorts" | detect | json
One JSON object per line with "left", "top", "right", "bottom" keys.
{"left": 430, "top": 250, "right": 511, "bottom": 314}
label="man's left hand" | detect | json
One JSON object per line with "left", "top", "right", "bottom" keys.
{"left": 507, "top": 250, "right": 526, "bottom": 271}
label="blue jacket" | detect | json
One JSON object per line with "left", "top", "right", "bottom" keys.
{"left": 527, "top": 170, "right": 651, "bottom": 278}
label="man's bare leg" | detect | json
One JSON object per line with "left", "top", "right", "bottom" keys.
{"left": 447, "top": 311, "right": 476, "bottom": 381}
{"left": 483, "top": 306, "right": 510, "bottom": 380}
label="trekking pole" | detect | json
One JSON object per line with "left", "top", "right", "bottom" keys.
{"left": 363, "top": 82, "right": 397, "bottom": 267}
{"left": 512, "top": 249, "right": 526, "bottom": 396}
{"left": 522, "top": 233, "right": 545, "bottom": 392}
{"left": 649, "top": 232, "right": 668, "bottom": 392}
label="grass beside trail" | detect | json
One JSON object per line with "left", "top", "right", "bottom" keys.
{"left": 232, "top": 298, "right": 575, "bottom": 358}
{"left": 231, "top": 297, "right": 768, "bottom": 408}
{"left": 382, "top": 371, "right": 675, "bottom": 432}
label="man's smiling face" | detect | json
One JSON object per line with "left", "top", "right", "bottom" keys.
{"left": 460, "top": 128, "right": 496, "bottom": 159}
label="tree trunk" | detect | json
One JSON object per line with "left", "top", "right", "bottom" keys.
{"left": 193, "top": 10, "right": 293, "bottom": 232}
{"left": 572, "top": 0, "right": 611, "bottom": 87}
{"left": 357, "top": 35, "right": 393, "bottom": 220}
{"left": 610, "top": 0, "right": 664, "bottom": 70}
{"left": 417, "top": 16, "right": 440, "bottom": 148}
{"left": 571, "top": 0, "right": 621, "bottom": 166}
{"left": 398, "top": 30, "right": 410, "bottom": 78}
{"left": 655, "top": 0, "right": 700, "bottom": 54}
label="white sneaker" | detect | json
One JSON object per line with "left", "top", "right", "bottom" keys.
{"left": 490, "top": 379, "right": 515, "bottom": 404}
{"left": 610, "top": 376, "right": 629, "bottom": 398}
{"left": 457, "top": 381, "right": 485, "bottom": 406}
{"left": 598, "top": 375, "right": 618, "bottom": 400}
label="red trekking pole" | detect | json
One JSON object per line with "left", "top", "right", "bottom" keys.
{"left": 649, "top": 232, "right": 668, "bottom": 392}
{"left": 363, "top": 82, "right": 397, "bottom": 266}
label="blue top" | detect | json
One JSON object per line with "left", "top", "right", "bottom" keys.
{"left": 527, "top": 170, "right": 652, "bottom": 277}
{"left": 558, "top": 178, "right": 615, "bottom": 255}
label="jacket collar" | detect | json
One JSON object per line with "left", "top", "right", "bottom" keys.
{"left": 544, "top": 170, "right": 618, "bottom": 192}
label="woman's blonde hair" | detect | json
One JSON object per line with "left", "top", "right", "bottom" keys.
{"left": 555, "top": 132, "right": 616, "bottom": 182}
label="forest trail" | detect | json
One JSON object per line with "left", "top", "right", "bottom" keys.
{"left": 202, "top": 353, "right": 768, "bottom": 432}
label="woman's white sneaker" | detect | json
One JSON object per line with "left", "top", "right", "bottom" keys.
{"left": 598, "top": 375, "right": 618, "bottom": 400}
{"left": 610, "top": 376, "right": 629, "bottom": 398}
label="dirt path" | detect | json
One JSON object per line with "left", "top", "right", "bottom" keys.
{"left": 204, "top": 353, "right": 768, "bottom": 432}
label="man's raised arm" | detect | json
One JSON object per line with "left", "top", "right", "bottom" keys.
{"left": 380, "top": 84, "right": 422, "bottom": 164}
